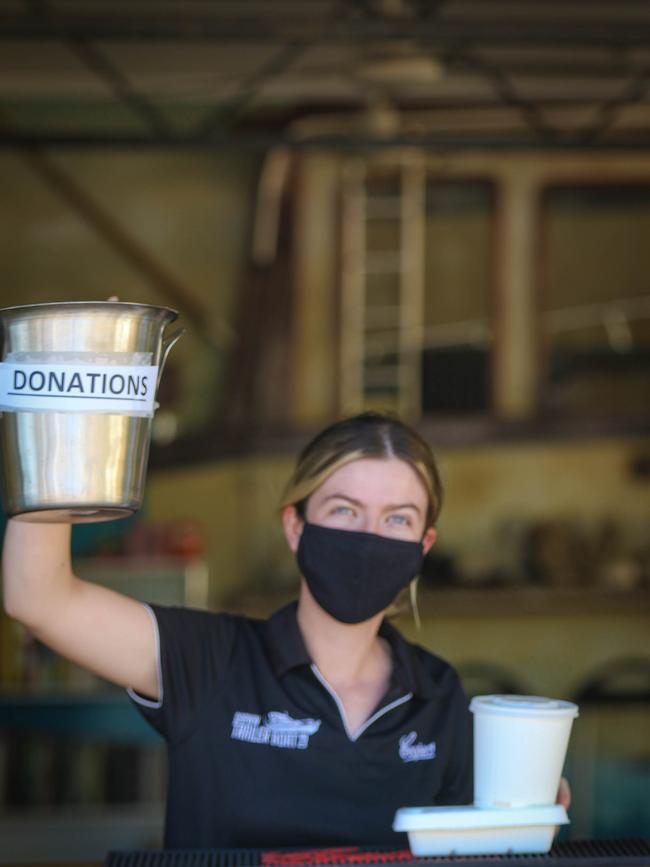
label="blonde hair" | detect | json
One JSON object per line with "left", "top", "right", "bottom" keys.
{"left": 280, "top": 412, "right": 443, "bottom": 527}
{"left": 281, "top": 413, "right": 441, "bottom": 626}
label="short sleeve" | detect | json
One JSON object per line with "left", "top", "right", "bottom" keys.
{"left": 127, "top": 603, "right": 238, "bottom": 744}
{"left": 438, "top": 675, "right": 474, "bottom": 805}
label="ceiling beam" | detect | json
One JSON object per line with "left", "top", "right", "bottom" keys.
{"left": 3, "top": 130, "right": 650, "bottom": 151}
{"left": 64, "top": 40, "right": 176, "bottom": 141}
{"left": 445, "top": 59, "right": 646, "bottom": 81}
{"left": 193, "top": 40, "right": 309, "bottom": 141}
{"left": 438, "top": 47, "right": 556, "bottom": 144}
{"left": 579, "top": 65, "right": 650, "bottom": 143}
{"left": 2, "top": 13, "right": 650, "bottom": 46}
{"left": 24, "top": 0, "right": 176, "bottom": 140}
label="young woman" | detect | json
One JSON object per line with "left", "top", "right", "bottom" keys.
{"left": 2, "top": 412, "right": 567, "bottom": 849}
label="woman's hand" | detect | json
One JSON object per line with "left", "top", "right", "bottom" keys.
{"left": 556, "top": 776, "right": 571, "bottom": 809}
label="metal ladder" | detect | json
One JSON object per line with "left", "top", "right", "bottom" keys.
{"left": 340, "top": 155, "right": 426, "bottom": 419}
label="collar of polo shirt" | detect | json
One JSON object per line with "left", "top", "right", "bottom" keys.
{"left": 264, "top": 602, "right": 441, "bottom": 700}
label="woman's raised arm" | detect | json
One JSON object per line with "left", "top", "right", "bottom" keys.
{"left": 2, "top": 519, "right": 159, "bottom": 700}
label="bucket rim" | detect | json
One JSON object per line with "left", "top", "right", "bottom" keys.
{"left": 0, "top": 300, "right": 179, "bottom": 320}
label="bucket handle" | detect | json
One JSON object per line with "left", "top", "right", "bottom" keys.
{"left": 157, "top": 328, "right": 185, "bottom": 392}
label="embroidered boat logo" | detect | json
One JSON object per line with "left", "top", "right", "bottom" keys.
{"left": 231, "top": 711, "right": 321, "bottom": 750}
{"left": 399, "top": 731, "right": 436, "bottom": 762}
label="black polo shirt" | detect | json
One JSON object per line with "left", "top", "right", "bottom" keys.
{"left": 128, "top": 602, "right": 472, "bottom": 849}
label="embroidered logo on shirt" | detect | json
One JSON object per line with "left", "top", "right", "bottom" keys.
{"left": 231, "top": 711, "right": 321, "bottom": 750}
{"left": 399, "top": 731, "right": 436, "bottom": 762}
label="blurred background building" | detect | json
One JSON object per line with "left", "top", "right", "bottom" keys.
{"left": 0, "top": 1, "right": 648, "bottom": 862}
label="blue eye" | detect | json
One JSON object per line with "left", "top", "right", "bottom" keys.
{"left": 332, "top": 505, "right": 353, "bottom": 515}
{"left": 388, "top": 514, "right": 410, "bottom": 525}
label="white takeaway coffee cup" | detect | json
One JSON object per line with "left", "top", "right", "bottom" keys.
{"left": 470, "top": 695, "right": 579, "bottom": 809}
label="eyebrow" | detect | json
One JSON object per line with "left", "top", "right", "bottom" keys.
{"left": 321, "top": 493, "right": 422, "bottom": 515}
{"left": 386, "top": 502, "right": 422, "bottom": 514}
{"left": 321, "top": 494, "right": 363, "bottom": 507}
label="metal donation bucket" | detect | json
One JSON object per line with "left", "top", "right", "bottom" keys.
{"left": 0, "top": 301, "right": 182, "bottom": 523}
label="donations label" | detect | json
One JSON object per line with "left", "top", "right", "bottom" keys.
{"left": 0, "top": 362, "right": 159, "bottom": 416}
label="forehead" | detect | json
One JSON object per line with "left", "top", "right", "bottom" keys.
{"left": 312, "top": 457, "right": 429, "bottom": 508}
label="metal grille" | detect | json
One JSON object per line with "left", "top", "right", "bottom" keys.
{"left": 105, "top": 838, "right": 650, "bottom": 867}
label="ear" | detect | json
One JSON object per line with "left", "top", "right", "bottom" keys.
{"left": 422, "top": 526, "right": 437, "bottom": 556}
{"left": 282, "top": 504, "right": 304, "bottom": 554}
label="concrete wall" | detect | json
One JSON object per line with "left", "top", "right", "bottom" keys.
{"left": 144, "top": 432, "right": 650, "bottom": 699}
{"left": 144, "top": 434, "right": 650, "bottom": 604}
{"left": 0, "top": 149, "right": 257, "bottom": 434}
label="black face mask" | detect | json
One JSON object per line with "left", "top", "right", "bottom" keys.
{"left": 296, "top": 521, "right": 425, "bottom": 624}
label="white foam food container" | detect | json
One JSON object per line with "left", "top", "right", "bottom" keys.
{"left": 393, "top": 804, "right": 569, "bottom": 856}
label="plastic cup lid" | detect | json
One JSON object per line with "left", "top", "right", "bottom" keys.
{"left": 469, "top": 694, "right": 579, "bottom": 718}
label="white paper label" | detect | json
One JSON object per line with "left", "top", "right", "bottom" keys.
{"left": 0, "top": 362, "right": 159, "bottom": 416}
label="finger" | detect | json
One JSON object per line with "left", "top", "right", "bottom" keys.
{"left": 556, "top": 776, "right": 571, "bottom": 809}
